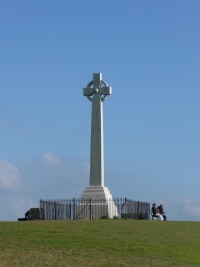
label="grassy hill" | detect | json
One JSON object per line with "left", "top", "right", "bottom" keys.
{"left": 0, "top": 219, "right": 199, "bottom": 266}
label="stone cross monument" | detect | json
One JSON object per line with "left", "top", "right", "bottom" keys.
{"left": 83, "top": 73, "right": 111, "bottom": 187}
{"left": 80, "top": 73, "right": 118, "bottom": 218}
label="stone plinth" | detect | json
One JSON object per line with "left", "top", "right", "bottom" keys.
{"left": 76, "top": 186, "right": 118, "bottom": 219}
{"left": 81, "top": 186, "right": 113, "bottom": 199}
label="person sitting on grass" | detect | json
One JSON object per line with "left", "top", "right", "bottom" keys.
{"left": 157, "top": 204, "right": 167, "bottom": 221}
{"left": 151, "top": 203, "right": 163, "bottom": 221}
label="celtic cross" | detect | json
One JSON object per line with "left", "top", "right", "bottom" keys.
{"left": 83, "top": 73, "right": 112, "bottom": 186}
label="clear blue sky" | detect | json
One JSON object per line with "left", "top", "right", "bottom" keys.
{"left": 0, "top": 1, "right": 200, "bottom": 221}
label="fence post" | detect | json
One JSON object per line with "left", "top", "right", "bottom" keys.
{"left": 73, "top": 198, "right": 75, "bottom": 220}
{"left": 89, "top": 198, "right": 92, "bottom": 220}
{"left": 148, "top": 203, "right": 150, "bottom": 220}
{"left": 54, "top": 202, "right": 57, "bottom": 220}
{"left": 137, "top": 201, "right": 140, "bottom": 219}
{"left": 69, "top": 203, "right": 72, "bottom": 220}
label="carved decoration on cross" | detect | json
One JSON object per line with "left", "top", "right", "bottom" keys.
{"left": 83, "top": 73, "right": 112, "bottom": 102}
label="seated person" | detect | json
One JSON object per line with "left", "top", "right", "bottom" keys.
{"left": 151, "top": 203, "right": 163, "bottom": 221}
{"left": 157, "top": 204, "right": 167, "bottom": 221}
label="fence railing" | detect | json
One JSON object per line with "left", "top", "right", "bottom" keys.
{"left": 40, "top": 198, "right": 150, "bottom": 220}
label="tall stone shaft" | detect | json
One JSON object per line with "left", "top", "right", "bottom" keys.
{"left": 83, "top": 73, "right": 112, "bottom": 187}
{"left": 90, "top": 87, "right": 104, "bottom": 186}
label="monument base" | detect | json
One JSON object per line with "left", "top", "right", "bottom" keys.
{"left": 81, "top": 186, "right": 114, "bottom": 199}
{"left": 75, "top": 186, "right": 118, "bottom": 219}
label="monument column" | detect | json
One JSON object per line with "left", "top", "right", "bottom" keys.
{"left": 79, "top": 73, "right": 118, "bottom": 219}
{"left": 83, "top": 73, "right": 111, "bottom": 187}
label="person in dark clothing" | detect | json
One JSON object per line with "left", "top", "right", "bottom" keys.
{"left": 157, "top": 204, "right": 167, "bottom": 221}
{"left": 151, "top": 203, "right": 163, "bottom": 220}
{"left": 25, "top": 210, "right": 30, "bottom": 220}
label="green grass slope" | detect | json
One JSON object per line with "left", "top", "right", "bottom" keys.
{"left": 0, "top": 220, "right": 200, "bottom": 267}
